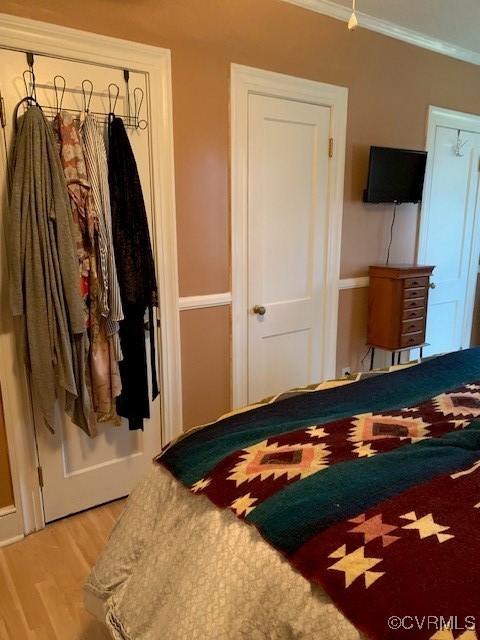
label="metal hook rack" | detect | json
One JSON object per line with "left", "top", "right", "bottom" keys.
{"left": 18, "top": 52, "right": 148, "bottom": 130}
{"left": 53, "top": 75, "right": 66, "bottom": 114}
{"left": 133, "top": 87, "right": 148, "bottom": 130}
{"left": 108, "top": 82, "right": 120, "bottom": 115}
{"left": 82, "top": 79, "right": 94, "bottom": 113}
{"left": 22, "top": 68, "right": 37, "bottom": 102}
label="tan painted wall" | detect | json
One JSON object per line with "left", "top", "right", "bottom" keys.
{"left": 336, "top": 287, "right": 369, "bottom": 375}
{"left": 0, "top": 386, "right": 14, "bottom": 508}
{"left": 471, "top": 275, "right": 480, "bottom": 348}
{"left": 3, "top": 0, "right": 480, "bottom": 427}
{"left": 180, "top": 305, "right": 231, "bottom": 430}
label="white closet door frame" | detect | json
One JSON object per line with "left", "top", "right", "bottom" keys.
{"left": 231, "top": 64, "right": 348, "bottom": 408}
{"left": 417, "top": 105, "right": 480, "bottom": 351}
{"left": 0, "top": 13, "right": 182, "bottom": 536}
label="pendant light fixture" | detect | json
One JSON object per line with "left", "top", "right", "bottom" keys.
{"left": 348, "top": 0, "right": 358, "bottom": 30}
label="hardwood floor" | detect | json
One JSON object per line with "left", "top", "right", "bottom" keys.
{"left": 0, "top": 499, "right": 125, "bottom": 639}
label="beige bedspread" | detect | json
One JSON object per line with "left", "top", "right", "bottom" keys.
{"left": 85, "top": 462, "right": 364, "bottom": 640}
{"left": 86, "top": 365, "right": 424, "bottom": 639}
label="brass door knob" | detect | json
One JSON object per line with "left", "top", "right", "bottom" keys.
{"left": 429, "top": 282, "right": 436, "bottom": 289}
{"left": 253, "top": 305, "right": 266, "bottom": 316}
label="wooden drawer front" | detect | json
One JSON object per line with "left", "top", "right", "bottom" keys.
{"left": 403, "top": 297, "right": 426, "bottom": 310}
{"left": 400, "top": 331, "right": 424, "bottom": 348}
{"left": 402, "top": 318, "right": 425, "bottom": 335}
{"left": 402, "top": 307, "right": 424, "bottom": 321}
{"left": 404, "top": 276, "right": 429, "bottom": 290}
{"left": 403, "top": 286, "right": 426, "bottom": 300}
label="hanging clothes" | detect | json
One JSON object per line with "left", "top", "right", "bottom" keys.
{"left": 108, "top": 115, "right": 159, "bottom": 430}
{"left": 79, "top": 112, "right": 123, "bottom": 423}
{"left": 80, "top": 113, "right": 123, "bottom": 346}
{"left": 7, "top": 106, "right": 86, "bottom": 433}
{"left": 52, "top": 110, "right": 97, "bottom": 436}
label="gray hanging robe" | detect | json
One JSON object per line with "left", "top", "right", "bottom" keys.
{"left": 8, "top": 106, "right": 88, "bottom": 433}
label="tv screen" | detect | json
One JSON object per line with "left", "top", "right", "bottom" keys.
{"left": 363, "top": 146, "right": 427, "bottom": 204}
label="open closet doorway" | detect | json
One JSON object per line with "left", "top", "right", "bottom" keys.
{"left": 0, "top": 15, "right": 182, "bottom": 529}
{"left": 417, "top": 106, "right": 480, "bottom": 357}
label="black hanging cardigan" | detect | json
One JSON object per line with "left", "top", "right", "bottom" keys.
{"left": 108, "top": 116, "right": 159, "bottom": 430}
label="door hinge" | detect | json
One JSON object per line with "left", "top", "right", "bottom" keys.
{"left": 328, "top": 137, "right": 334, "bottom": 158}
{"left": 0, "top": 92, "right": 6, "bottom": 129}
{"left": 37, "top": 466, "right": 44, "bottom": 488}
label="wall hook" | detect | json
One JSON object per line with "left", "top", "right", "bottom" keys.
{"left": 81, "top": 79, "right": 94, "bottom": 113}
{"left": 53, "top": 75, "right": 66, "bottom": 114}
{"left": 108, "top": 82, "right": 119, "bottom": 115}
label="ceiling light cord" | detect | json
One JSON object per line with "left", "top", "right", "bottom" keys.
{"left": 348, "top": 0, "right": 358, "bottom": 30}
{"left": 386, "top": 201, "right": 398, "bottom": 265}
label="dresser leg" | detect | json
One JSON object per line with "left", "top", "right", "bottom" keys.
{"left": 370, "top": 348, "right": 375, "bottom": 371}
{"left": 391, "top": 352, "right": 395, "bottom": 366}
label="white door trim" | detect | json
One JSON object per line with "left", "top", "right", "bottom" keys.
{"left": 0, "top": 13, "right": 182, "bottom": 535}
{"left": 231, "top": 63, "right": 347, "bottom": 408}
{"left": 418, "top": 105, "right": 480, "bottom": 350}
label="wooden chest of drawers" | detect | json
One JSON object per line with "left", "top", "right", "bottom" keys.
{"left": 367, "top": 264, "right": 434, "bottom": 351}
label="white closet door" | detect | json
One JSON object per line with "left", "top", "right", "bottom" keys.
{"left": 418, "top": 123, "right": 480, "bottom": 357}
{"left": 247, "top": 94, "right": 331, "bottom": 403}
{"left": 0, "top": 49, "right": 162, "bottom": 522}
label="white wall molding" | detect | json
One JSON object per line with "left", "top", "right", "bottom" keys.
{"left": 0, "top": 13, "right": 182, "bottom": 533}
{"left": 0, "top": 508, "right": 24, "bottom": 547}
{"left": 281, "top": 0, "right": 480, "bottom": 67}
{"left": 178, "top": 282, "right": 368, "bottom": 312}
{"left": 231, "top": 64, "right": 348, "bottom": 409}
{"left": 179, "top": 292, "right": 232, "bottom": 311}
{"left": 0, "top": 534, "right": 24, "bottom": 549}
{"left": 0, "top": 506, "right": 16, "bottom": 518}
{"left": 339, "top": 276, "right": 369, "bottom": 290}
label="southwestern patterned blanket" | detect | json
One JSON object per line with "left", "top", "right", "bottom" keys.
{"left": 158, "top": 348, "right": 480, "bottom": 640}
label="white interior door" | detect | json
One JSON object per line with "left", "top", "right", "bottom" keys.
{"left": 0, "top": 49, "right": 162, "bottom": 522}
{"left": 247, "top": 93, "right": 331, "bottom": 402}
{"left": 418, "top": 114, "right": 480, "bottom": 357}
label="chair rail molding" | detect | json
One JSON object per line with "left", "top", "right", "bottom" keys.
{"left": 179, "top": 292, "right": 232, "bottom": 311}
{"left": 178, "top": 279, "right": 368, "bottom": 312}
{"left": 0, "top": 12, "right": 182, "bottom": 534}
{"left": 280, "top": 0, "right": 480, "bottom": 67}
{"left": 339, "top": 276, "right": 369, "bottom": 290}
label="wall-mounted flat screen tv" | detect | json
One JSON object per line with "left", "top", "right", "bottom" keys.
{"left": 363, "top": 146, "right": 427, "bottom": 204}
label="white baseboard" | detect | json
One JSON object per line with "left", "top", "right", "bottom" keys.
{"left": 0, "top": 507, "right": 24, "bottom": 547}
{"left": 0, "top": 533, "right": 24, "bottom": 548}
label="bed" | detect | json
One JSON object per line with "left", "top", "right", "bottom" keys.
{"left": 85, "top": 348, "right": 480, "bottom": 640}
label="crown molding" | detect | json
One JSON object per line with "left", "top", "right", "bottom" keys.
{"left": 281, "top": 0, "right": 480, "bottom": 67}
